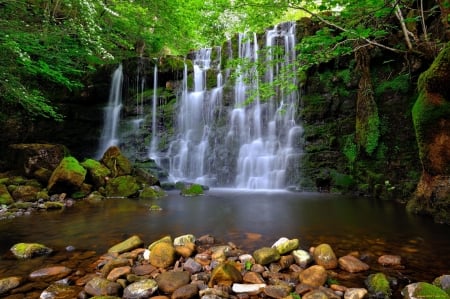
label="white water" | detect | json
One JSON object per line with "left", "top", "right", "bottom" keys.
{"left": 164, "top": 22, "right": 302, "bottom": 189}
{"left": 149, "top": 64, "right": 159, "bottom": 158}
{"left": 96, "top": 64, "right": 123, "bottom": 159}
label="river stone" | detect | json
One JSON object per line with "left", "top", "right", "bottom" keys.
{"left": 299, "top": 265, "right": 327, "bottom": 287}
{"left": 155, "top": 271, "right": 190, "bottom": 293}
{"left": 40, "top": 283, "right": 81, "bottom": 299}
{"left": 183, "top": 258, "right": 202, "bottom": 274}
{"left": 101, "top": 258, "right": 130, "bottom": 278}
{"left": 149, "top": 241, "right": 176, "bottom": 268}
{"left": 338, "top": 255, "right": 370, "bottom": 273}
{"left": 293, "top": 249, "right": 312, "bottom": 268}
{"left": 47, "top": 156, "right": 87, "bottom": 194}
{"left": 108, "top": 235, "right": 144, "bottom": 254}
{"left": 401, "top": 282, "right": 449, "bottom": 299}
{"left": 344, "top": 288, "right": 368, "bottom": 299}
{"left": 84, "top": 276, "right": 122, "bottom": 297}
{"left": 11, "top": 184, "right": 40, "bottom": 202}
{"left": 175, "top": 241, "right": 196, "bottom": 258}
{"left": 365, "top": 272, "right": 391, "bottom": 298}
{"left": 132, "top": 264, "right": 157, "bottom": 276}
{"left": 123, "top": 279, "right": 158, "bottom": 299}
{"left": 101, "top": 146, "right": 132, "bottom": 177}
{"left": 264, "top": 284, "right": 292, "bottom": 298}
{"left": 171, "top": 283, "right": 199, "bottom": 299}
{"left": 29, "top": 266, "right": 72, "bottom": 282}
{"left": 81, "top": 158, "right": 111, "bottom": 188}
{"left": 10, "top": 242, "right": 53, "bottom": 259}
{"left": 104, "top": 175, "right": 140, "bottom": 198}
{"left": 433, "top": 275, "right": 450, "bottom": 293}
{"left": 148, "top": 236, "right": 172, "bottom": 250}
{"left": 174, "top": 234, "right": 196, "bottom": 246}
{"left": 209, "top": 262, "right": 243, "bottom": 287}
{"left": 211, "top": 245, "right": 231, "bottom": 262}
{"left": 312, "top": 243, "right": 338, "bottom": 269}
{"left": 107, "top": 266, "right": 131, "bottom": 281}
{"left": 253, "top": 247, "right": 280, "bottom": 265}
{"left": 0, "top": 276, "right": 21, "bottom": 295}
{"left": 232, "top": 283, "right": 266, "bottom": 293}
{"left": 272, "top": 237, "right": 299, "bottom": 254}
{"left": 377, "top": 254, "right": 402, "bottom": 266}
{"left": 243, "top": 271, "right": 265, "bottom": 284}
{"left": 0, "top": 184, "right": 14, "bottom": 205}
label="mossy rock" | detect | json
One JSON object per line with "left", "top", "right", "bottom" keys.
{"left": 365, "top": 272, "right": 392, "bottom": 298}
{"left": 43, "top": 201, "right": 65, "bottom": 210}
{"left": 209, "top": 262, "right": 243, "bottom": 287}
{"left": 81, "top": 158, "right": 111, "bottom": 188}
{"left": 139, "top": 185, "right": 166, "bottom": 199}
{"left": 402, "top": 282, "right": 449, "bottom": 299}
{"left": 47, "top": 156, "right": 87, "bottom": 194}
{"left": 104, "top": 175, "right": 140, "bottom": 198}
{"left": 180, "top": 184, "right": 204, "bottom": 196}
{"left": 0, "top": 184, "right": 14, "bottom": 205}
{"left": 108, "top": 235, "right": 144, "bottom": 254}
{"left": 11, "top": 185, "right": 41, "bottom": 202}
{"left": 10, "top": 243, "right": 53, "bottom": 259}
{"left": 100, "top": 146, "right": 132, "bottom": 177}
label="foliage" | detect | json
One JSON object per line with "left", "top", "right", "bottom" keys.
{"left": 375, "top": 74, "right": 411, "bottom": 96}
{"left": 342, "top": 134, "right": 358, "bottom": 164}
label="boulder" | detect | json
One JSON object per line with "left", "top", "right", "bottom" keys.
{"left": 105, "top": 175, "right": 140, "bottom": 197}
{"left": 101, "top": 146, "right": 132, "bottom": 177}
{"left": 11, "top": 184, "right": 40, "bottom": 202}
{"left": 47, "top": 156, "right": 87, "bottom": 194}
{"left": 402, "top": 282, "right": 449, "bottom": 299}
{"left": 139, "top": 185, "right": 166, "bottom": 199}
{"left": 81, "top": 158, "right": 111, "bottom": 188}
{"left": 10, "top": 242, "right": 53, "bottom": 259}
{"left": 365, "top": 272, "right": 391, "bottom": 298}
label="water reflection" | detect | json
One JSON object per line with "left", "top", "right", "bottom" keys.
{"left": 0, "top": 189, "right": 448, "bottom": 283}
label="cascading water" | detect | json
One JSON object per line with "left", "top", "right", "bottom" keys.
{"left": 162, "top": 22, "right": 302, "bottom": 189}
{"left": 96, "top": 64, "right": 123, "bottom": 159}
{"left": 149, "top": 64, "right": 159, "bottom": 158}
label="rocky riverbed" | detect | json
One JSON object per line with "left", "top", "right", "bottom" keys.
{"left": 0, "top": 234, "right": 448, "bottom": 299}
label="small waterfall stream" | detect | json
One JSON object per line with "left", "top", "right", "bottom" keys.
{"left": 96, "top": 64, "right": 123, "bottom": 159}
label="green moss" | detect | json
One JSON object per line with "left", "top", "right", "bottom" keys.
{"left": 180, "top": 184, "right": 204, "bottom": 196}
{"left": 63, "top": 156, "right": 87, "bottom": 174}
{"left": 375, "top": 74, "right": 410, "bottom": 96}
{"left": 342, "top": 134, "right": 357, "bottom": 163}
{"left": 366, "top": 272, "right": 391, "bottom": 298}
{"left": 405, "top": 282, "right": 450, "bottom": 299}
{"left": 105, "top": 175, "right": 140, "bottom": 198}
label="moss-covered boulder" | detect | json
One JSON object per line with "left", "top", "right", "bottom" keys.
{"left": 47, "top": 156, "right": 87, "bottom": 194}
{"left": 81, "top": 159, "right": 111, "bottom": 188}
{"left": 365, "top": 272, "right": 392, "bottom": 298}
{"left": 10, "top": 243, "right": 53, "bottom": 259}
{"left": 402, "top": 282, "right": 449, "bottom": 299}
{"left": 139, "top": 185, "right": 166, "bottom": 199}
{"left": 180, "top": 183, "right": 204, "bottom": 196}
{"left": 101, "top": 146, "right": 132, "bottom": 177}
{"left": 108, "top": 235, "right": 144, "bottom": 254}
{"left": 0, "top": 184, "right": 14, "bottom": 205}
{"left": 410, "top": 42, "right": 450, "bottom": 224}
{"left": 104, "top": 175, "right": 140, "bottom": 198}
{"left": 11, "top": 185, "right": 41, "bottom": 202}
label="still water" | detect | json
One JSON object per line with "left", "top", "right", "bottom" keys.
{"left": 0, "top": 189, "right": 449, "bottom": 284}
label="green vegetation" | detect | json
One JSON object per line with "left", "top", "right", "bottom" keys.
{"left": 180, "top": 184, "right": 204, "bottom": 196}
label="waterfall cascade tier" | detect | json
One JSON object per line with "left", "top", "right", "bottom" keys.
{"left": 96, "top": 64, "right": 123, "bottom": 159}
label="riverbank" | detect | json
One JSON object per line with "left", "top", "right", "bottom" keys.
{"left": 0, "top": 232, "right": 449, "bottom": 299}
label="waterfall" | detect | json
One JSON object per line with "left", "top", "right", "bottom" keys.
{"left": 149, "top": 64, "right": 159, "bottom": 158}
{"left": 162, "top": 22, "right": 302, "bottom": 189}
{"left": 96, "top": 64, "right": 123, "bottom": 159}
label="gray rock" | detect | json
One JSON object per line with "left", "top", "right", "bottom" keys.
{"left": 84, "top": 276, "right": 122, "bottom": 297}
{"left": 123, "top": 279, "right": 158, "bottom": 299}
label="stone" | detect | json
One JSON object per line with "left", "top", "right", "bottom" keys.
{"left": 175, "top": 242, "right": 196, "bottom": 258}
{"left": 149, "top": 241, "right": 176, "bottom": 268}
{"left": 171, "top": 283, "right": 199, "bottom": 299}
{"left": 194, "top": 252, "right": 211, "bottom": 266}
{"left": 183, "top": 258, "right": 202, "bottom": 274}
{"left": 377, "top": 255, "right": 401, "bottom": 266}
{"left": 101, "top": 146, "right": 132, "bottom": 177}
{"left": 344, "top": 288, "right": 368, "bottom": 299}
{"left": 0, "top": 276, "right": 21, "bottom": 295}
{"left": 433, "top": 275, "right": 450, "bottom": 293}
{"left": 104, "top": 175, "right": 140, "bottom": 198}
{"left": 40, "top": 283, "right": 81, "bottom": 299}
{"left": 402, "top": 282, "right": 449, "bottom": 299}
{"left": 232, "top": 283, "right": 266, "bottom": 294}
{"left": 365, "top": 272, "right": 391, "bottom": 298}
{"left": 209, "top": 262, "right": 243, "bottom": 287}
{"left": 174, "top": 234, "right": 196, "bottom": 246}
{"left": 253, "top": 247, "right": 280, "bottom": 265}
{"left": 10, "top": 243, "right": 53, "bottom": 259}
{"left": 47, "top": 156, "right": 87, "bottom": 194}
{"left": 298, "top": 265, "right": 327, "bottom": 287}
{"left": 279, "top": 255, "right": 295, "bottom": 269}
{"left": 81, "top": 158, "right": 111, "bottom": 188}
{"left": 132, "top": 264, "right": 157, "bottom": 276}
{"left": 107, "top": 266, "right": 131, "bottom": 281}
{"left": 155, "top": 271, "right": 190, "bottom": 293}
{"left": 263, "top": 284, "right": 292, "bottom": 298}
{"left": 272, "top": 237, "right": 299, "bottom": 255}
{"left": 100, "top": 258, "right": 131, "bottom": 278}
{"left": 123, "top": 279, "right": 158, "bottom": 299}
{"left": 108, "top": 235, "right": 144, "bottom": 254}
{"left": 243, "top": 272, "right": 265, "bottom": 284}
{"left": 29, "top": 266, "right": 72, "bottom": 282}
{"left": 0, "top": 184, "right": 14, "bottom": 205}
{"left": 312, "top": 243, "right": 338, "bottom": 269}
{"left": 338, "top": 255, "right": 370, "bottom": 273}
{"left": 293, "top": 249, "right": 312, "bottom": 268}
{"left": 84, "top": 276, "right": 122, "bottom": 297}
{"left": 11, "top": 185, "right": 40, "bottom": 202}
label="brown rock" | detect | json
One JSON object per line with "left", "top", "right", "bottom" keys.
{"left": 107, "top": 266, "right": 131, "bottom": 281}
{"left": 209, "top": 262, "right": 242, "bottom": 287}
{"left": 298, "top": 265, "right": 327, "bottom": 287}
{"left": 156, "top": 271, "right": 190, "bottom": 294}
{"left": 243, "top": 271, "right": 265, "bottom": 284}
{"left": 150, "top": 241, "right": 176, "bottom": 269}
{"left": 29, "top": 266, "right": 72, "bottom": 282}
{"left": 312, "top": 244, "right": 338, "bottom": 269}
{"left": 132, "top": 264, "right": 157, "bottom": 276}
{"left": 0, "top": 276, "right": 22, "bottom": 295}
{"left": 171, "top": 283, "right": 199, "bottom": 299}
{"left": 338, "top": 255, "right": 370, "bottom": 273}
{"left": 377, "top": 255, "right": 402, "bottom": 266}
{"left": 84, "top": 276, "right": 121, "bottom": 297}
{"left": 263, "top": 284, "right": 292, "bottom": 299}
